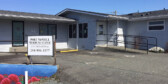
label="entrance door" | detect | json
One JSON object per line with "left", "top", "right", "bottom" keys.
{"left": 12, "top": 21, "right": 24, "bottom": 46}
{"left": 96, "top": 22, "right": 107, "bottom": 45}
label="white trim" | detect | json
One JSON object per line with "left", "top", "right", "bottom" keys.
{"left": 108, "top": 15, "right": 129, "bottom": 20}
{"left": 147, "top": 20, "right": 165, "bottom": 31}
{"left": 57, "top": 9, "right": 107, "bottom": 17}
{"left": 57, "top": 9, "right": 69, "bottom": 16}
{"left": 97, "top": 22, "right": 107, "bottom": 35}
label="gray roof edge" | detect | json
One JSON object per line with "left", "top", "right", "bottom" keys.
{"left": 129, "top": 14, "right": 168, "bottom": 21}
{"left": 57, "top": 8, "right": 129, "bottom": 20}
{"left": 0, "top": 9, "right": 76, "bottom": 22}
{"left": 108, "top": 15, "right": 129, "bottom": 20}
{"left": 57, "top": 8, "right": 168, "bottom": 21}
{"left": 57, "top": 8, "right": 108, "bottom": 17}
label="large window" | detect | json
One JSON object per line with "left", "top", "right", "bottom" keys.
{"left": 148, "top": 21, "right": 165, "bottom": 31}
{"left": 69, "top": 24, "right": 76, "bottom": 38}
{"left": 79, "top": 23, "right": 88, "bottom": 38}
{"left": 39, "top": 24, "right": 57, "bottom": 38}
{"left": 69, "top": 23, "right": 88, "bottom": 38}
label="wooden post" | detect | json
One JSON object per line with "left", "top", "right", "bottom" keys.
{"left": 26, "top": 56, "right": 31, "bottom": 65}
{"left": 53, "top": 35, "right": 56, "bottom": 65}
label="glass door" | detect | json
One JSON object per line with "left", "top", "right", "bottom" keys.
{"left": 12, "top": 21, "right": 24, "bottom": 46}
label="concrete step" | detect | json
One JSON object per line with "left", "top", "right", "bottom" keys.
{"left": 9, "top": 47, "right": 27, "bottom": 52}
{"left": 94, "top": 46, "right": 148, "bottom": 54}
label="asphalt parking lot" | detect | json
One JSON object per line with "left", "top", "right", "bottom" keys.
{"left": 1, "top": 48, "right": 168, "bottom": 84}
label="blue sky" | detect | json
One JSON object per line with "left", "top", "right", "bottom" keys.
{"left": 0, "top": 0, "right": 168, "bottom": 15}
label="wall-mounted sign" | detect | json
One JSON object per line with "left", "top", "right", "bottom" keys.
{"left": 28, "top": 36, "right": 53, "bottom": 56}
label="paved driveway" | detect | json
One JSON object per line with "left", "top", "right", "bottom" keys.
{"left": 57, "top": 50, "right": 168, "bottom": 84}
{"left": 1, "top": 50, "right": 168, "bottom": 84}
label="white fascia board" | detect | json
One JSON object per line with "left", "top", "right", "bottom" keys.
{"left": 108, "top": 15, "right": 129, "bottom": 20}
{"left": 57, "top": 9, "right": 129, "bottom": 20}
{"left": 0, "top": 14, "right": 76, "bottom": 22}
{"left": 56, "top": 9, "right": 69, "bottom": 16}
{"left": 57, "top": 9, "right": 108, "bottom": 17}
{"left": 68, "top": 10, "right": 108, "bottom": 17}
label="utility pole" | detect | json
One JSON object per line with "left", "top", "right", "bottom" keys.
{"left": 114, "top": 10, "right": 117, "bottom": 15}
{"left": 110, "top": 10, "right": 117, "bottom": 15}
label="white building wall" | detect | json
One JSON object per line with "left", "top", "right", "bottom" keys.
{"left": 56, "top": 23, "right": 68, "bottom": 49}
{"left": 117, "top": 20, "right": 127, "bottom": 46}
{"left": 0, "top": 19, "right": 12, "bottom": 52}
{"left": 0, "top": 19, "right": 69, "bottom": 52}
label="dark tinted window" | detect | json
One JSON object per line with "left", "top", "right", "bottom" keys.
{"left": 148, "top": 21, "right": 164, "bottom": 30}
{"left": 48, "top": 25, "right": 57, "bottom": 38}
{"left": 39, "top": 24, "right": 57, "bottom": 38}
{"left": 79, "top": 24, "right": 83, "bottom": 38}
{"left": 69, "top": 24, "right": 76, "bottom": 38}
{"left": 39, "top": 24, "right": 48, "bottom": 35}
{"left": 83, "top": 23, "right": 88, "bottom": 38}
{"left": 149, "top": 26, "right": 164, "bottom": 30}
{"left": 73, "top": 24, "right": 76, "bottom": 38}
{"left": 78, "top": 23, "right": 88, "bottom": 38}
{"left": 69, "top": 25, "right": 72, "bottom": 38}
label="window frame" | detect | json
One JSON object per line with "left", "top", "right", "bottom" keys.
{"left": 39, "top": 24, "right": 57, "bottom": 38}
{"left": 79, "top": 23, "right": 88, "bottom": 38}
{"left": 83, "top": 23, "right": 88, "bottom": 38}
{"left": 147, "top": 20, "right": 165, "bottom": 31}
{"left": 69, "top": 24, "right": 77, "bottom": 38}
{"left": 98, "top": 24, "right": 104, "bottom": 35}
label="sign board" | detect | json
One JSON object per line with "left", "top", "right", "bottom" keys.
{"left": 28, "top": 36, "right": 53, "bottom": 56}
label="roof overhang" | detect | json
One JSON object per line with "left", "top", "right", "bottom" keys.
{"left": 108, "top": 15, "right": 129, "bottom": 20}
{"left": 57, "top": 8, "right": 108, "bottom": 17}
{"left": 57, "top": 8, "right": 129, "bottom": 20}
{"left": 0, "top": 12, "right": 76, "bottom": 22}
{"left": 129, "top": 15, "right": 168, "bottom": 21}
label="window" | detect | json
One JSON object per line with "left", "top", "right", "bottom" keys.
{"left": 99, "top": 25, "right": 104, "bottom": 35}
{"left": 69, "top": 24, "right": 76, "bottom": 38}
{"left": 39, "top": 24, "right": 57, "bottom": 38}
{"left": 79, "top": 23, "right": 88, "bottom": 38}
{"left": 148, "top": 21, "right": 164, "bottom": 31}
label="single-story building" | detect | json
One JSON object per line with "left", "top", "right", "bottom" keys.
{"left": 0, "top": 10, "right": 76, "bottom": 52}
{"left": 0, "top": 8, "right": 168, "bottom": 52}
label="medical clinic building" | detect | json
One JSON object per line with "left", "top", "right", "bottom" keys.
{"left": 0, "top": 8, "right": 168, "bottom": 52}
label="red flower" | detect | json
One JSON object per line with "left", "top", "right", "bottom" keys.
{"left": 8, "top": 74, "right": 19, "bottom": 83}
{"left": 1, "top": 78, "right": 11, "bottom": 84}
{"left": 0, "top": 74, "right": 4, "bottom": 82}
{"left": 28, "top": 77, "right": 40, "bottom": 84}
